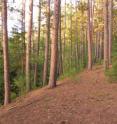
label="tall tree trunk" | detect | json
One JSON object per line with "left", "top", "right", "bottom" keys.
{"left": 87, "top": 0, "right": 93, "bottom": 70}
{"left": 2, "top": 0, "right": 10, "bottom": 105}
{"left": 104, "top": 0, "right": 109, "bottom": 70}
{"left": 63, "top": 0, "right": 66, "bottom": 72}
{"left": 108, "top": 0, "right": 113, "bottom": 64}
{"left": 0, "top": 10, "right": 3, "bottom": 48}
{"left": 48, "top": 0, "right": 60, "bottom": 88}
{"left": 43, "top": 0, "right": 50, "bottom": 86}
{"left": 96, "top": 32, "right": 100, "bottom": 61}
{"left": 26, "top": 0, "right": 33, "bottom": 91}
{"left": 34, "top": 0, "right": 41, "bottom": 86}
{"left": 57, "top": 0, "right": 63, "bottom": 75}
{"left": 70, "top": 1, "right": 73, "bottom": 68}
{"left": 75, "top": 1, "right": 79, "bottom": 69}
{"left": 21, "top": 0, "right": 26, "bottom": 73}
{"left": 99, "top": 32, "right": 103, "bottom": 61}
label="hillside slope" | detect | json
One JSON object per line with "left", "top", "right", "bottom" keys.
{"left": 0, "top": 66, "right": 117, "bottom": 124}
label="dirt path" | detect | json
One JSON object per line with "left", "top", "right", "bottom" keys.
{"left": 0, "top": 66, "right": 117, "bottom": 124}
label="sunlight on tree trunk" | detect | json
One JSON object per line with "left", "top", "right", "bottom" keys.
{"left": 2, "top": 0, "right": 10, "bottom": 105}
{"left": 87, "top": 0, "right": 93, "bottom": 70}
{"left": 48, "top": 0, "right": 60, "bottom": 88}
{"left": 104, "top": 0, "right": 109, "bottom": 70}
{"left": 26, "top": 0, "right": 33, "bottom": 91}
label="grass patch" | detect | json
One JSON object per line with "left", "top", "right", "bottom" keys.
{"left": 105, "top": 58, "right": 117, "bottom": 83}
{"left": 58, "top": 66, "right": 84, "bottom": 81}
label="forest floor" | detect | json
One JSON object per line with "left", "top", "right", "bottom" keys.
{"left": 0, "top": 66, "right": 117, "bottom": 124}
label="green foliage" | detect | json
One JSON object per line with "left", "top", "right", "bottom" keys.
{"left": 13, "top": 74, "right": 26, "bottom": 95}
{"left": 106, "top": 37, "right": 117, "bottom": 83}
{"left": 59, "top": 68, "right": 77, "bottom": 80}
{"left": 11, "top": 92, "right": 17, "bottom": 100}
{"left": 0, "top": 81, "right": 4, "bottom": 105}
{"left": 59, "top": 64, "right": 84, "bottom": 80}
{"left": 0, "top": 52, "right": 4, "bottom": 104}
{"left": 106, "top": 61, "right": 117, "bottom": 83}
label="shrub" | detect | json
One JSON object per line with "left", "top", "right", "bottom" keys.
{"left": 106, "top": 57, "right": 117, "bottom": 83}
{"left": 14, "top": 75, "right": 26, "bottom": 96}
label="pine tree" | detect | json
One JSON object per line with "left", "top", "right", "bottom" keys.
{"left": 2, "top": 0, "right": 10, "bottom": 105}
{"left": 26, "top": 0, "right": 33, "bottom": 91}
{"left": 48, "top": 0, "right": 60, "bottom": 88}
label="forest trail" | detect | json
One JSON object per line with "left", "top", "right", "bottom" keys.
{"left": 0, "top": 66, "right": 117, "bottom": 124}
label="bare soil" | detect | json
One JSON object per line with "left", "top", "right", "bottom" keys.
{"left": 0, "top": 66, "right": 117, "bottom": 124}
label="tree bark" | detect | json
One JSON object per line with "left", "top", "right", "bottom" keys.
{"left": 75, "top": 1, "right": 79, "bottom": 69}
{"left": 63, "top": 0, "right": 66, "bottom": 72}
{"left": 104, "top": 0, "right": 109, "bottom": 70}
{"left": 43, "top": 0, "right": 50, "bottom": 86}
{"left": 2, "top": 0, "right": 11, "bottom": 105}
{"left": 48, "top": 0, "right": 60, "bottom": 88}
{"left": 108, "top": 0, "right": 113, "bottom": 64}
{"left": 34, "top": 0, "right": 41, "bottom": 86}
{"left": 26, "top": 0, "right": 33, "bottom": 91}
{"left": 70, "top": 2, "right": 73, "bottom": 68}
{"left": 21, "top": 0, "right": 26, "bottom": 73}
{"left": 87, "top": 0, "right": 93, "bottom": 70}
{"left": 57, "top": 0, "right": 63, "bottom": 75}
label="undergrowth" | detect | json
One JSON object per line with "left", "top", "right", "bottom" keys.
{"left": 105, "top": 60, "right": 117, "bottom": 83}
